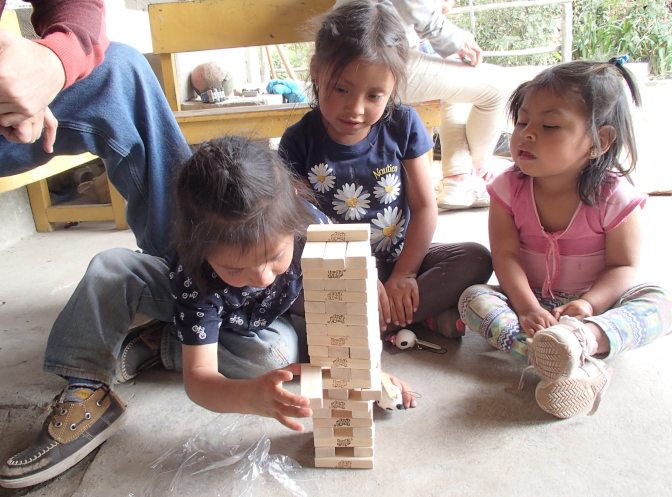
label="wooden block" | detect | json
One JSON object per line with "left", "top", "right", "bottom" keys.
{"left": 313, "top": 436, "right": 374, "bottom": 448}
{"left": 306, "top": 323, "right": 328, "bottom": 335}
{"left": 308, "top": 345, "right": 329, "bottom": 357}
{"left": 323, "top": 396, "right": 372, "bottom": 412}
{"left": 312, "top": 407, "right": 333, "bottom": 418}
{"left": 314, "top": 427, "right": 336, "bottom": 438}
{"left": 322, "top": 278, "right": 347, "bottom": 291}
{"left": 350, "top": 409, "right": 374, "bottom": 419}
{"left": 349, "top": 341, "right": 383, "bottom": 360}
{"left": 305, "top": 312, "right": 378, "bottom": 328}
{"left": 345, "top": 241, "right": 373, "bottom": 268}
{"left": 313, "top": 416, "right": 373, "bottom": 428}
{"left": 358, "top": 387, "right": 382, "bottom": 402}
{"left": 322, "top": 369, "right": 373, "bottom": 389}
{"left": 303, "top": 279, "right": 324, "bottom": 291}
{"left": 304, "top": 290, "right": 373, "bottom": 303}
{"left": 345, "top": 275, "right": 377, "bottom": 292}
{"left": 304, "top": 301, "right": 326, "bottom": 314}
{"left": 310, "top": 355, "right": 380, "bottom": 370}
{"left": 301, "top": 241, "right": 326, "bottom": 269}
{"left": 352, "top": 426, "right": 374, "bottom": 438}
{"left": 307, "top": 335, "right": 380, "bottom": 348}
{"left": 324, "top": 324, "right": 349, "bottom": 336}
{"left": 326, "top": 389, "right": 349, "bottom": 400}
{"left": 330, "top": 407, "right": 373, "bottom": 419}
{"left": 307, "top": 223, "right": 370, "bottom": 242}
{"left": 300, "top": 364, "right": 323, "bottom": 409}
{"left": 303, "top": 257, "right": 377, "bottom": 280}
{"left": 314, "top": 455, "right": 374, "bottom": 469}
{"left": 353, "top": 447, "right": 374, "bottom": 457}
{"left": 315, "top": 447, "right": 336, "bottom": 458}
{"left": 324, "top": 300, "right": 348, "bottom": 314}
{"left": 345, "top": 301, "right": 378, "bottom": 316}
{"left": 341, "top": 325, "right": 377, "bottom": 338}
{"left": 329, "top": 368, "right": 351, "bottom": 379}
{"left": 351, "top": 368, "right": 377, "bottom": 381}
{"left": 328, "top": 346, "right": 349, "bottom": 358}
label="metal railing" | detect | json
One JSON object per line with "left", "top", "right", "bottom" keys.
{"left": 451, "top": 0, "right": 573, "bottom": 62}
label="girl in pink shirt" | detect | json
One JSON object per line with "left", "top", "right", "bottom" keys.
{"left": 458, "top": 58, "right": 672, "bottom": 419}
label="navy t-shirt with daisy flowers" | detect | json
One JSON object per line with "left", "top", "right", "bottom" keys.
{"left": 170, "top": 202, "right": 330, "bottom": 346}
{"left": 279, "top": 105, "right": 433, "bottom": 263}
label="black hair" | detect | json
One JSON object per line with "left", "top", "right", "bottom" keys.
{"left": 174, "top": 136, "right": 317, "bottom": 291}
{"left": 310, "top": 0, "right": 409, "bottom": 123}
{"left": 507, "top": 58, "right": 641, "bottom": 206}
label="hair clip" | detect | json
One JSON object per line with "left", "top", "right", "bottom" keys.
{"left": 612, "top": 55, "right": 629, "bottom": 66}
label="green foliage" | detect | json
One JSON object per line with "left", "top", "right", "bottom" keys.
{"left": 451, "top": 0, "right": 672, "bottom": 77}
{"left": 573, "top": 0, "right": 672, "bottom": 77}
{"left": 269, "top": 43, "right": 313, "bottom": 81}
{"left": 452, "top": 0, "right": 562, "bottom": 67}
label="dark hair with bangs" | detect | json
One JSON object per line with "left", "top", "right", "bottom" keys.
{"left": 174, "top": 136, "right": 317, "bottom": 292}
{"left": 507, "top": 58, "right": 641, "bottom": 206}
{"left": 310, "top": 0, "right": 408, "bottom": 123}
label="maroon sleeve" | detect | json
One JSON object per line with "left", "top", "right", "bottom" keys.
{"left": 27, "top": 0, "right": 109, "bottom": 88}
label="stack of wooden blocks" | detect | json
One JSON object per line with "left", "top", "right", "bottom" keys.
{"left": 300, "top": 223, "right": 382, "bottom": 469}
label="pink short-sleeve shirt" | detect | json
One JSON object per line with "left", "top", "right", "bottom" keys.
{"left": 487, "top": 166, "right": 647, "bottom": 297}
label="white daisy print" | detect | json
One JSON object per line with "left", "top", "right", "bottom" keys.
{"left": 332, "top": 183, "right": 371, "bottom": 221}
{"left": 389, "top": 242, "right": 404, "bottom": 262}
{"left": 308, "top": 163, "right": 336, "bottom": 193}
{"left": 371, "top": 206, "right": 406, "bottom": 253}
{"left": 374, "top": 173, "right": 400, "bottom": 205}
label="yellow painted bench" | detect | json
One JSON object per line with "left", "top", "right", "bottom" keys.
{"left": 0, "top": 10, "right": 128, "bottom": 232}
{"left": 148, "top": 0, "right": 440, "bottom": 145}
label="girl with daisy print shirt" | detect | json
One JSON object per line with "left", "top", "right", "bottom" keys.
{"left": 280, "top": 1, "right": 493, "bottom": 340}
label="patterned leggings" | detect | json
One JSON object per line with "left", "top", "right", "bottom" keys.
{"left": 458, "top": 284, "right": 672, "bottom": 362}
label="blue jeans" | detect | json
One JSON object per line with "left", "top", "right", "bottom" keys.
{"left": 0, "top": 43, "right": 191, "bottom": 258}
{"left": 43, "top": 248, "right": 301, "bottom": 385}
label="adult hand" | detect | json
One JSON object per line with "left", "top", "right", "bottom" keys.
{"left": 552, "top": 298, "right": 594, "bottom": 321}
{"left": 0, "top": 30, "right": 66, "bottom": 152}
{"left": 518, "top": 306, "right": 557, "bottom": 337}
{"left": 456, "top": 32, "right": 483, "bottom": 67}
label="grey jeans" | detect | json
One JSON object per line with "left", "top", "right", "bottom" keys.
{"left": 43, "top": 248, "right": 300, "bottom": 385}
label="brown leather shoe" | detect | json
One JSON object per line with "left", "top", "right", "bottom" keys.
{"left": 0, "top": 386, "right": 127, "bottom": 489}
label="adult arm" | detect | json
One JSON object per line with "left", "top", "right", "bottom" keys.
{"left": 0, "top": 0, "right": 109, "bottom": 151}
{"left": 388, "top": 0, "right": 482, "bottom": 65}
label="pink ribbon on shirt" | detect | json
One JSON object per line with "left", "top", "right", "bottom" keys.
{"left": 542, "top": 231, "right": 561, "bottom": 299}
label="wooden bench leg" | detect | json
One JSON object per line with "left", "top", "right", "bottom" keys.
{"left": 108, "top": 180, "right": 128, "bottom": 230}
{"left": 26, "top": 179, "right": 54, "bottom": 232}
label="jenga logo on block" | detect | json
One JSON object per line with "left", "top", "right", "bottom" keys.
{"left": 332, "top": 379, "right": 348, "bottom": 388}
{"left": 332, "top": 358, "right": 348, "bottom": 367}
{"left": 327, "top": 291, "right": 343, "bottom": 301}
{"left": 328, "top": 232, "right": 346, "bottom": 242}
{"left": 335, "top": 418, "right": 351, "bottom": 427}
{"left": 330, "top": 400, "right": 346, "bottom": 409}
{"left": 327, "top": 270, "right": 345, "bottom": 279}
{"left": 331, "top": 337, "right": 346, "bottom": 346}
{"left": 329, "top": 314, "right": 345, "bottom": 324}
{"left": 336, "top": 438, "right": 353, "bottom": 447}
{"left": 337, "top": 461, "right": 352, "bottom": 469}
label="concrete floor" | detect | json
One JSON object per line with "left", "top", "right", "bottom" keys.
{"left": 1, "top": 194, "right": 671, "bottom": 497}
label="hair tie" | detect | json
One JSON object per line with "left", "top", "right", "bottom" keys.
{"left": 612, "top": 55, "right": 629, "bottom": 66}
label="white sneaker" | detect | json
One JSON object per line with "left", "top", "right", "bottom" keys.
{"left": 527, "top": 315, "right": 597, "bottom": 383}
{"left": 535, "top": 360, "right": 613, "bottom": 418}
{"left": 436, "top": 175, "right": 489, "bottom": 210}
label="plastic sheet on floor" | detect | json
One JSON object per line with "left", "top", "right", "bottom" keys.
{"left": 139, "top": 413, "right": 316, "bottom": 497}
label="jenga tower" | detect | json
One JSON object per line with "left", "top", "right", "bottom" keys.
{"left": 300, "top": 223, "right": 382, "bottom": 469}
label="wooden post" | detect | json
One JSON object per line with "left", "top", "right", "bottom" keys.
{"left": 561, "top": 1, "right": 573, "bottom": 62}
{"left": 275, "top": 44, "right": 297, "bottom": 81}
{"left": 266, "top": 46, "right": 277, "bottom": 79}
